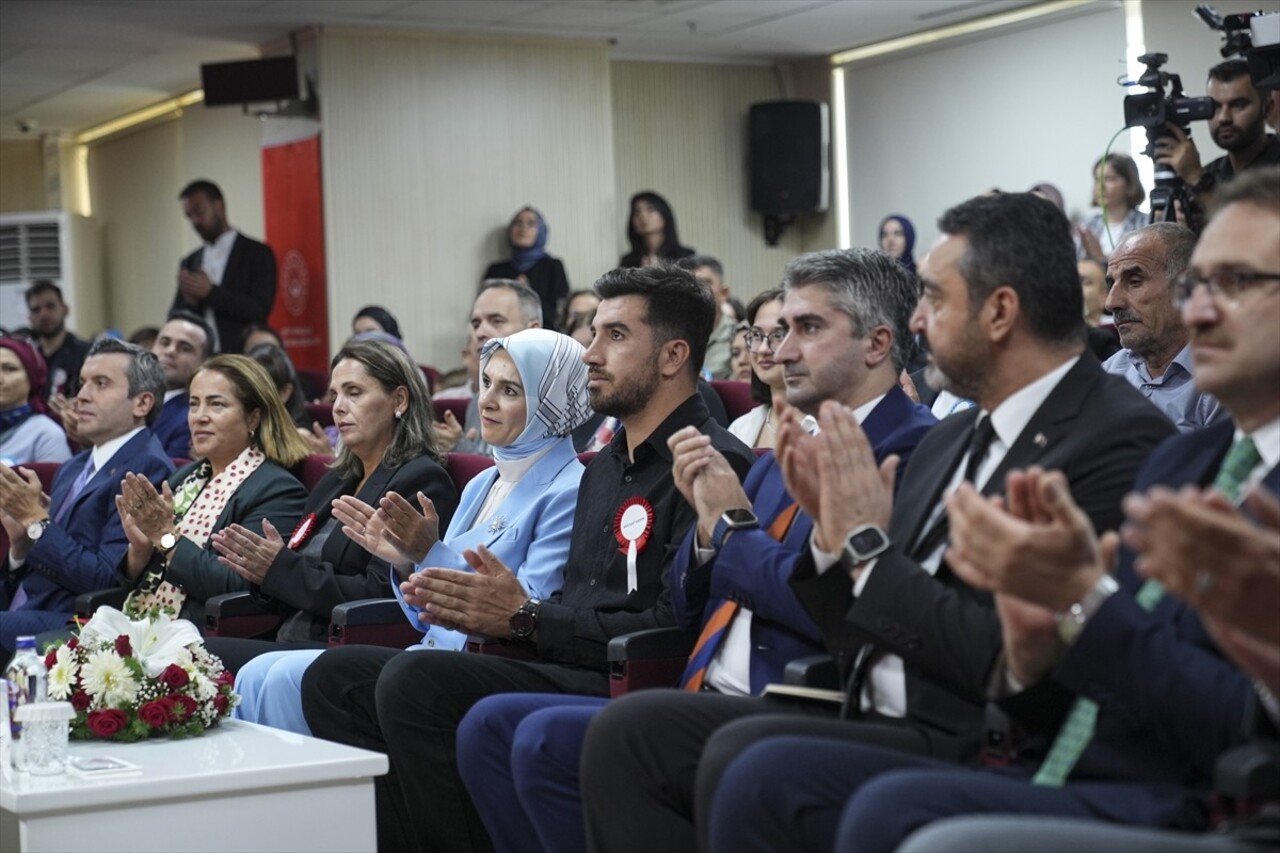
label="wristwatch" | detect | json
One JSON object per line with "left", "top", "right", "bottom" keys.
{"left": 710, "top": 508, "right": 758, "bottom": 550}
{"left": 509, "top": 598, "right": 541, "bottom": 640}
{"left": 157, "top": 532, "right": 179, "bottom": 561}
{"left": 25, "top": 517, "right": 51, "bottom": 542}
{"left": 1054, "top": 574, "right": 1119, "bottom": 645}
{"left": 842, "top": 524, "right": 891, "bottom": 565}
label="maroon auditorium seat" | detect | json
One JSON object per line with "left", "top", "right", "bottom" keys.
{"left": 710, "top": 379, "right": 755, "bottom": 422}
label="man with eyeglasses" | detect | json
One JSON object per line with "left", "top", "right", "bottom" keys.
{"left": 1101, "top": 222, "right": 1225, "bottom": 432}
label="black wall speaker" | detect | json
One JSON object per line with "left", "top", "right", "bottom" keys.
{"left": 201, "top": 56, "right": 300, "bottom": 107}
{"left": 749, "top": 100, "right": 830, "bottom": 215}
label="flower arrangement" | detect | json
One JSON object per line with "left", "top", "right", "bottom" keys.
{"left": 42, "top": 606, "right": 239, "bottom": 742}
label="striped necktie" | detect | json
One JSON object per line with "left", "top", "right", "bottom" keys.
{"left": 680, "top": 502, "right": 800, "bottom": 692}
{"left": 1031, "top": 434, "right": 1262, "bottom": 786}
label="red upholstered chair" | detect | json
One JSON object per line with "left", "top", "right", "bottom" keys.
{"left": 607, "top": 627, "right": 696, "bottom": 697}
{"left": 433, "top": 396, "right": 469, "bottom": 426}
{"left": 710, "top": 380, "right": 755, "bottom": 422}
{"left": 419, "top": 364, "right": 441, "bottom": 395}
{"left": 204, "top": 592, "right": 282, "bottom": 639}
{"left": 304, "top": 402, "right": 334, "bottom": 428}
{"left": 444, "top": 453, "right": 495, "bottom": 493}
{"left": 299, "top": 454, "right": 335, "bottom": 490}
{"left": 576, "top": 451, "right": 597, "bottom": 467}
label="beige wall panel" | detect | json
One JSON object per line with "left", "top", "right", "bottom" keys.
{"left": 0, "top": 140, "right": 45, "bottom": 213}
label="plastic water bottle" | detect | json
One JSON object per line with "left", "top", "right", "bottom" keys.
{"left": 5, "top": 636, "right": 48, "bottom": 771}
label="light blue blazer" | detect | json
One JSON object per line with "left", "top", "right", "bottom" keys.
{"left": 393, "top": 438, "right": 583, "bottom": 650}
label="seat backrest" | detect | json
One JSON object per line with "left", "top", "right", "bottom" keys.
{"left": 21, "top": 462, "right": 61, "bottom": 495}
{"left": 419, "top": 364, "right": 441, "bottom": 395}
{"left": 304, "top": 401, "right": 335, "bottom": 428}
{"left": 576, "top": 451, "right": 597, "bottom": 467}
{"left": 300, "top": 454, "right": 335, "bottom": 490}
{"left": 444, "top": 453, "right": 496, "bottom": 493}
{"left": 433, "top": 396, "right": 469, "bottom": 426}
{"left": 710, "top": 380, "right": 755, "bottom": 422}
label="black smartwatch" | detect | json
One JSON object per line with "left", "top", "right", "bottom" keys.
{"left": 710, "top": 508, "right": 759, "bottom": 550}
{"left": 842, "top": 524, "right": 891, "bottom": 565}
{"left": 509, "top": 598, "right": 541, "bottom": 640}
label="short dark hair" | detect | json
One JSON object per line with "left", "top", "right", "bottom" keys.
{"left": 1208, "top": 59, "right": 1255, "bottom": 88}
{"left": 593, "top": 263, "right": 715, "bottom": 381}
{"left": 179, "top": 179, "right": 223, "bottom": 203}
{"left": 478, "top": 278, "right": 543, "bottom": 326}
{"left": 679, "top": 255, "right": 724, "bottom": 281}
{"left": 85, "top": 336, "right": 166, "bottom": 426}
{"left": 937, "top": 193, "right": 1084, "bottom": 346}
{"left": 24, "top": 280, "right": 64, "bottom": 304}
{"left": 164, "top": 308, "right": 216, "bottom": 358}
{"left": 783, "top": 248, "right": 920, "bottom": 372}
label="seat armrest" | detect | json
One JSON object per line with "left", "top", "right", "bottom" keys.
{"left": 606, "top": 627, "right": 695, "bottom": 663}
{"left": 74, "top": 587, "right": 129, "bottom": 622}
{"left": 783, "top": 654, "right": 839, "bottom": 689}
{"left": 205, "top": 592, "right": 281, "bottom": 638}
{"left": 328, "top": 598, "right": 423, "bottom": 649}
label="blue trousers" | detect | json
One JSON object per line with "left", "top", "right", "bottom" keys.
{"left": 708, "top": 735, "right": 1200, "bottom": 853}
{"left": 456, "top": 693, "right": 609, "bottom": 853}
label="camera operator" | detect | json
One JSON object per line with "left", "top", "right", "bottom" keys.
{"left": 1154, "top": 59, "right": 1280, "bottom": 199}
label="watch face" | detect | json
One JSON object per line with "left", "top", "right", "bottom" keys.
{"left": 848, "top": 526, "right": 888, "bottom": 554}
{"left": 26, "top": 521, "right": 47, "bottom": 540}
{"left": 723, "top": 508, "right": 757, "bottom": 527}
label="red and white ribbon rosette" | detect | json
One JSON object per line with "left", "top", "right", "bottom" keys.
{"left": 614, "top": 497, "right": 654, "bottom": 593}
{"left": 287, "top": 513, "right": 319, "bottom": 550}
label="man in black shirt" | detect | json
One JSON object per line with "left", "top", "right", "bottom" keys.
{"left": 25, "top": 280, "right": 91, "bottom": 398}
{"left": 300, "top": 263, "right": 754, "bottom": 853}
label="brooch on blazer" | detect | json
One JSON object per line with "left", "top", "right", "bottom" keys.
{"left": 488, "top": 516, "right": 507, "bottom": 534}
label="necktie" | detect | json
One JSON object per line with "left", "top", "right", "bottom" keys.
{"left": 1032, "top": 435, "right": 1262, "bottom": 786}
{"left": 913, "top": 416, "right": 997, "bottom": 561}
{"left": 679, "top": 502, "right": 800, "bottom": 692}
{"left": 53, "top": 459, "right": 96, "bottom": 523}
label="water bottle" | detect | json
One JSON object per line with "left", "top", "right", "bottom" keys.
{"left": 5, "top": 636, "right": 48, "bottom": 771}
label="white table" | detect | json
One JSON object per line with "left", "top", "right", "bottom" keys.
{"left": 0, "top": 719, "right": 388, "bottom": 852}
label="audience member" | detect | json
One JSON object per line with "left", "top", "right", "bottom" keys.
{"left": 728, "top": 321, "right": 750, "bottom": 382}
{"left": 728, "top": 289, "right": 787, "bottom": 449}
{"left": 878, "top": 213, "right": 917, "bottom": 274}
{"left": 246, "top": 342, "right": 311, "bottom": 430}
{"left": 298, "top": 264, "right": 753, "bottom": 853}
{"left": 150, "top": 311, "right": 214, "bottom": 458}
{"left": 0, "top": 337, "right": 70, "bottom": 466}
{"left": 1029, "top": 181, "right": 1066, "bottom": 211}
{"left": 127, "top": 325, "right": 159, "bottom": 350}
{"left": 455, "top": 247, "right": 936, "bottom": 853}
{"left": 1077, "top": 152, "right": 1147, "bottom": 262}
{"left": 483, "top": 207, "right": 570, "bottom": 332}
{"left": 437, "top": 279, "right": 542, "bottom": 457}
{"left": 116, "top": 355, "right": 308, "bottom": 626}
{"left": 680, "top": 255, "right": 737, "bottom": 378}
{"left": 702, "top": 165, "right": 1280, "bottom": 853}
{"left": 241, "top": 322, "right": 286, "bottom": 354}
{"left": 558, "top": 289, "right": 601, "bottom": 334}
{"left": 1078, "top": 258, "right": 1109, "bottom": 327}
{"left": 174, "top": 179, "right": 276, "bottom": 353}
{"left": 24, "top": 280, "right": 90, "bottom": 398}
{"left": 203, "top": 339, "right": 457, "bottom": 673}
{"left": 620, "top": 191, "right": 694, "bottom": 268}
{"left": 0, "top": 338, "right": 172, "bottom": 653}
{"left": 235, "top": 329, "right": 588, "bottom": 734}
{"left": 431, "top": 336, "right": 479, "bottom": 402}
{"left": 352, "top": 305, "right": 401, "bottom": 339}
{"left": 563, "top": 305, "right": 596, "bottom": 350}
{"left": 578, "top": 191, "right": 1176, "bottom": 853}
{"left": 1102, "top": 222, "right": 1223, "bottom": 432}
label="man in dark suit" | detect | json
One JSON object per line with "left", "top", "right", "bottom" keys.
{"left": 703, "top": 167, "right": 1280, "bottom": 853}
{"left": 452, "top": 248, "right": 937, "bottom": 853}
{"left": 149, "top": 310, "right": 213, "bottom": 459}
{"left": 173, "top": 179, "right": 276, "bottom": 354}
{"left": 0, "top": 338, "right": 174, "bottom": 653}
{"left": 579, "top": 192, "right": 1177, "bottom": 852}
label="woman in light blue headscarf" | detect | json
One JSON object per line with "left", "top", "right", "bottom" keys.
{"left": 234, "top": 328, "right": 593, "bottom": 734}
{"left": 483, "top": 207, "right": 571, "bottom": 332}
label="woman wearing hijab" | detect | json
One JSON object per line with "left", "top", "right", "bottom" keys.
{"left": 484, "top": 207, "right": 570, "bottom": 331}
{"left": 620, "top": 191, "right": 695, "bottom": 268}
{"left": 352, "top": 306, "right": 402, "bottom": 340}
{"left": 877, "top": 214, "right": 917, "bottom": 275}
{"left": 234, "top": 328, "right": 592, "bottom": 734}
{"left": 0, "top": 336, "right": 70, "bottom": 465}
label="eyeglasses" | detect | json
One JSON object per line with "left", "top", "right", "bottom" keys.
{"left": 1173, "top": 270, "right": 1280, "bottom": 308}
{"left": 743, "top": 328, "right": 788, "bottom": 351}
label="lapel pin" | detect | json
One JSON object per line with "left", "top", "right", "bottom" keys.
{"left": 488, "top": 516, "right": 507, "bottom": 534}
{"left": 1033, "top": 432, "right": 1048, "bottom": 448}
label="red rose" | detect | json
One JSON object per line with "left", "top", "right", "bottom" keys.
{"left": 44, "top": 649, "right": 57, "bottom": 669}
{"left": 114, "top": 635, "right": 133, "bottom": 657}
{"left": 168, "top": 694, "right": 198, "bottom": 720}
{"left": 138, "top": 700, "right": 171, "bottom": 728}
{"left": 213, "top": 694, "right": 229, "bottom": 714}
{"left": 216, "top": 671, "right": 235, "bottom": 687}
{"left": 86, "top": 709, "right": 129, "bottom": 737}
{"left": 160, "top": 664, "right": 189, "bottom": 689}
{"left": 67, "top": 636, "right": 79, "bottom": 650}
{"left": 70, "top": 691, "right": 91, "bottom": 712}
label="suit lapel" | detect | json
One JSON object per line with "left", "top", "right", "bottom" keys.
{"left": 892, "top": 411, "right": 976, "bottom": 550}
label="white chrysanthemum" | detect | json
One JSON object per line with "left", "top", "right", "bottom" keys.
{"left": 191, "top": 672, "right": 216, "bottom": 701}
{"left": 47, "top": 646, "right": 75, "bottom": 700}
{"left": 80, "top": 650, "right": 140, "bottom": 705}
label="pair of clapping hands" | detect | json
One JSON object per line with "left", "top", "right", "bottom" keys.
{"left": 211, "top": 491, "right": 530, "bottom": 638}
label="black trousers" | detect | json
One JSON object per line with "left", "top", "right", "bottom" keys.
{"left": 300, "top": 645, "right": 608, "bottom": 853}
{"left": 580, "top": 691, "right": 944, "bottom": 853}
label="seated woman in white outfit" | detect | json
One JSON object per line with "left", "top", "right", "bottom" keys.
{"left": 234, "top": 329, "right": 592, "bottom": 735}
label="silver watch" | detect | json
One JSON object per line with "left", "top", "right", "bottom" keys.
{"left": 1054, "top": 574, "right": 1119, "bottom": 645}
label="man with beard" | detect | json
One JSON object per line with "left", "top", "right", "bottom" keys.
{"left": 299, "top": 264, "right": 754, "bottom": 853}
{"left": 24, "top": 280, "right": 90, "bottom": 398}
{"left": 1102, "top": 223, "right": 1223, "bottom": 432}
{"left": 173, "top": 179, "right": 276, "bottom": 353}
{"left": 577, "top": 192, "right": 1176, "bottom": 853}
{"left": 1155, "top": 59, "right": 1280, "bottom": 203}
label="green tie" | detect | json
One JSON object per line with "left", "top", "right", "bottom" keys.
{"left": 1032, "top": 435, "right": 1261, "bottom": 787}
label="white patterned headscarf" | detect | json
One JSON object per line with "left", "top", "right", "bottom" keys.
{"left": 479, "top": 329, "right": 592, "bottom": 462}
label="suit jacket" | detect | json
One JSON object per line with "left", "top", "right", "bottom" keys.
{"left": 791, "top": 355, "right": 1176, "bottom": 757}
{"left": 254, "top": 454, "right": 458, "bottom": 640}
{"left": 147, "top": 458, "right": 307, "bottom": 626}
{"left": 393, "top": 439, "right": 585, "bottom": 650}
{"left": 152, "top": 393, "right": 191, "bottom": 459}
{"left": 4, "top": 430, "right": 174, "bottom": 615}
{"left": 1001, "top": 419, "right": 1279, "bottom": 794}
{"left": 671, "top": 386, "right": 937, "bottom": 694}
{"left": 175, "top": 233, "right": 277, "bottom": 353}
